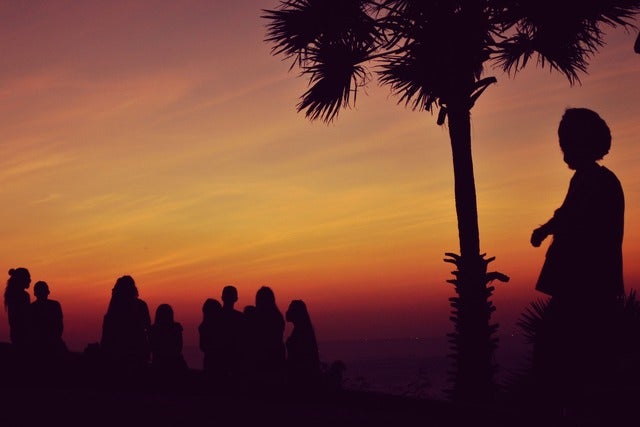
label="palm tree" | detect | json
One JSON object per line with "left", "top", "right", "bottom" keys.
{"left": 263, "top": 0, "right": 640, "bottom": 404}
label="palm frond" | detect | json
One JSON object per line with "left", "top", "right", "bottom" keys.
{"left": 495, "top": 0, "right": 640, "bottom": 84}
{"left": 516, "top": 298, "right": 550, "bottom": 345}
{"left": 297, "top": 39, "right": 370, "bottom": 122}
{"left": 264, "top": 0, "right": 381, "bottom": 121}
{"left": 263, "top": 1, "right": 322, "bottom": 63}
{"left": 264, "top": 0, "right": 380, "bottom": 65}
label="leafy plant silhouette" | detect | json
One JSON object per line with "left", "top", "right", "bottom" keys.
{"left": 506, "top": 290, "right": 640, "bottom": 413}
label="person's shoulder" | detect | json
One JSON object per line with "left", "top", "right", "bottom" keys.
{"left": 598, "top": 164, "right": 617, "bottom": 177}
{"left": 598, "top": 165, "right": 623, "bottom": 187}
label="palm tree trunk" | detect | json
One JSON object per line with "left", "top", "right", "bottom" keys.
{"left": 448, "top": 106, "right": 480, "bottom": 259}
{"left": 445, "top": 103, "right": 497, "bottom": 405}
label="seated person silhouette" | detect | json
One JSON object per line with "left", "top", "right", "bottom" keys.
{"left": 285, "top": 300, "right": 321, "bottom": 390}
{"left": 100, "top": 275, "right": 151, "bottom": 376}
{"left": 253, "top": 287, "right": 286, "bottom": 380}
{"left": 530, "top": 107, "right": 625, "bottom": 406}
{"left": 149, "top": 304, "right": 187, "bottom": 374}
{"left": 218, "top": 285, "right": 246, "bottom": 384}
{"left": 29, "top": 281, "right": 67, "bottom": 356}
{"left": 28, "top": 281, "right": 68, "bottom": 383}
{"left": 199, "top": 298, "right": 224, "bottom": 381}
{"left": 4, "top": 267, "right": 31, "bottom": 349}
{"left": 242, "top": 304, "right": 258, "bottom": 379}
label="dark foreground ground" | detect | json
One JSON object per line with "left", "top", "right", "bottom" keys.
{"left": 0, "top": 380, "right": 537, "bottom": 427}
{"left": 1, "top": 344, "right": 635, "bottom": 427}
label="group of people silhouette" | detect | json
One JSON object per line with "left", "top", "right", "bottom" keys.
{"left": 4, "top": 268, "right": 67, "bottom": 360}
{"left": 198, "top": 285, "right": 321, "bottom": 390}
{"left": 4, "top": 270, "right": 323, "bottom": 393}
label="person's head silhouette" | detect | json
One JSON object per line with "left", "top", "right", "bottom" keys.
{"left": 222, "top": 285, "right": 238, "bottom": 308}
{"left": 154, "top": 304, "right": 174, "bottom": 326}
{"left": 4, "top": 267, "right": 31, "bottom": 308}
{"left": 256, "top": 286, "right": 277, "bottom": 309}
{"left": 112, "top": 275, "right": 138, "bottom": 300}
{"left": 33, "top": 281, "right": 50, "bottom": 300}
{"left": 202, "top": 298, "right": 222, "bottom": 318}
{"left": 286, "top": 300, "right": 311, "bottom": 325}
{"left": 558, "top": 108, "right": 611, "bottom": 170}
{"left": 6, "top": 268, "right": 30, "bottom": 290}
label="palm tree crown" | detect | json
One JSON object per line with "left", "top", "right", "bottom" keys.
{"left": 265, "top": 0, "right": 639, "bottom": 122}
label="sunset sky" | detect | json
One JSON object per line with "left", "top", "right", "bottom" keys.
{"left": 2, "top": 1, "right": 639, "bottom": 359}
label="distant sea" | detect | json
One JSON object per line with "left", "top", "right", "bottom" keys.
{"left": 182, "top": 333, "right": 530, "bottom": 401}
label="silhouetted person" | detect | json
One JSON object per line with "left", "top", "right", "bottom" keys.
{"left": 29, "top": 281, "right": 67, "bottom": 356}
{"left": 4, "top": 267, "right": 31, "bottom": 348}
{"left": 532, "top": 108, "right": 624, "bottom": 303}
{"left": 253, "top": 286, "right": 286, "bottom": 381}
{"left": 199, "top": 298, "right": 224, "bottom": 381}
{"left": 149, "top": 304, "right": 187, "bottom": 373}
{"left": 530, "top": 108, "right": 625, "bottom": 410}
{"left": 218, "top": 285, "right": 245, "bottom": 384}
{"left": 635, "top": 31, "right": 640, "bottom": 54}
{"left": 285, "top": 300, "right": 320, "bottom": 390}
{"left": 100, "top": 275, "right": 151, "bottom": 376}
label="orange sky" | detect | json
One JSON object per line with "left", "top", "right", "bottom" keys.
{"left": 1, "top": 1, "right": 639, "bottom": 357}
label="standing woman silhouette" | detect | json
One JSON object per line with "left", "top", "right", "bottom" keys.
{"left": 4, "top": 268, "right": 31, "bottom": 348}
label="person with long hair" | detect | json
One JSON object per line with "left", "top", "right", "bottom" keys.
{"left": 4, "top": 267, "right": 31, "bottom": 347}
{"left": 100, "top": 275, "right": 151, "bottom": 373}
{"left": 199, "top": 298, "right": 223, "bottom": 381}
{"left": 285, "top": 299, "right": 320, "bottom": 389}
{"left": 253, "top": 286, "right": 286, "bottom": 378}
{"left": 149, "top": 303, "right": 187, "bottom": 373}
